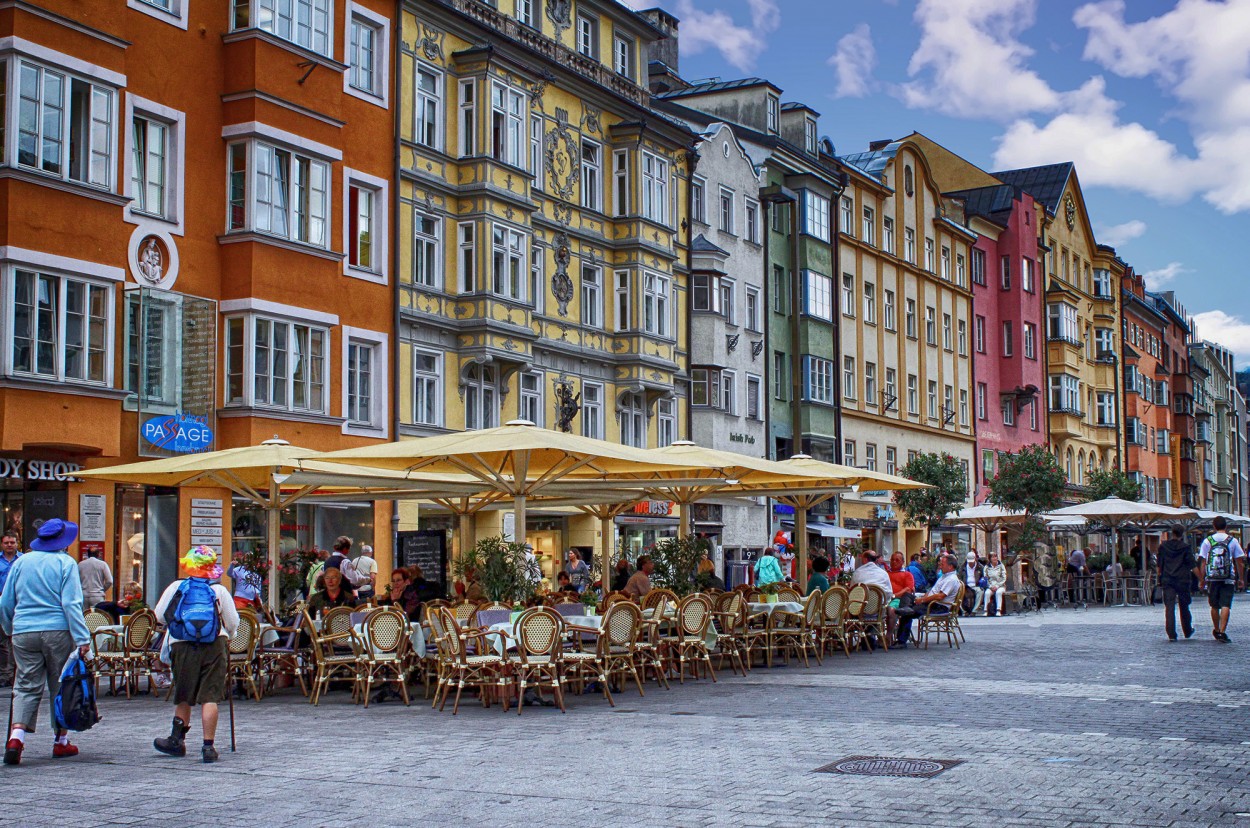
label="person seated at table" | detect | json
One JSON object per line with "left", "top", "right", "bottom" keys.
{"left": 405, "top": 564, "right": 442, "bottom": 603}
{"left": 624, "top": 555, "right": 654, "bottom": 599}
{"left": 753, "top": 548, "right": 785, "bottom": 587}
{"left": 94, "top": 581, "right": 144, "bottom": 622}
{"left": 894, "top": 553, "right": 962, "bottom": 647}
{"left": 555, "top": 571, "right": 578, "bottom": 595}
{"left": 307, "top": 567, "right": 357, "bottom": 618}
{"left": 961, "top": 551, "right": 985, "bottom": 615}
{"left": 380, "top": 567, "right": 423, "bottom": 622}
{"left": 850, "top": 551, "right": 895, "bottom": 646}
{"left": 907, "top": 554, "right": 929, "bottom": 592}
{"left": 984, "top": 551, "right": 1007, "bottom": 617}
{"left": 697, "top": 558, "right": 725, "bottom": 591}
{"left": 885, "top": 553, "right": 916, "bottom": 642}
{"left": 611, "top": 559, "right": 632, "bottom": 592}
{"left": 806, "top": 557, "right": 831, "bottom": 596}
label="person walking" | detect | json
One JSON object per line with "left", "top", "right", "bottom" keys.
{"left": 1196, "top": 516, "right": 1246, "bottom": 643}
{"left": 152, "top": 547, "right": 239, "bottom": 763}
{"left": 226, "top": 560, "right": 262, "bottom": 611}
{"left": 1158, "top": 525, "right": 1196, "bottom": 641}
{"left": 354, "top": 545, "right": 378, "bottom": 601}
{"left": 0, "top": 519, "right": 92, "bottom": 765}
{"left": 77, "top": 546, "right": 113, "bottom": 613}
{"left": 0, "top": 532, "right": 22, "bottom": 687}
{"left": 565, "top": 549, "right": 590, "bottom": 593}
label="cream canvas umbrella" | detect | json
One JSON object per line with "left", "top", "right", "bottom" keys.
{"left": 1045, "top": 498, "right": 1198, "bottom": 578}
{"left": 947, "top": 505, "right": 1028, "bottom": 562}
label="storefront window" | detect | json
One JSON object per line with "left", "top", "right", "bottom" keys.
{"left": 115, "top": 486, "right": 145, "bottom": 588}
{"left": 231, "top": 499, "right": 374, "bottom": 558}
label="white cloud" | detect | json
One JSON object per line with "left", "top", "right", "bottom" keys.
{"left": 1142, "top": 261, "right": 1187, "bottom": 291}
{"left": 1192, "top": 310, "right": 1250, "bottom": 367}
{"left": 899, "top": 0, "right": 1061, "bottom": 119}
{"left": 829, "top": 24, "right": 876, "bottom": 98}
{"left": 1096, "top": 219, "right": 1147, "bottom": 248}
{"left": 643, "top": 0, "right": 779, "bottom": 73}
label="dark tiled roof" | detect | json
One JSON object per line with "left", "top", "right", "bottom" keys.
{"left": 657, "top": 77, "right": 775, "bottom": 98}
{"left": 947, "top": 184, "right": 1018, "bottom": 221}
{"left": 691, "top": 233, "right": 729, "bottom": 256}
{"left": 991, "top": 162, "right": 1073, "bottom": 212}
{"left": 781, "top": 101, "right": 820, "bottom": 116}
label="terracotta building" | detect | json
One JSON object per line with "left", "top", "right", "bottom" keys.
{"left": 1121, "top": 269, "right": 1180, "bottom": 505}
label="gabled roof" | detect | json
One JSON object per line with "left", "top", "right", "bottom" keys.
{"left": 991, "top": 162, "right": 1074, "bottom": 213}
{"left": 691, "top": 234, "right": 729, "bottom": 256}
{"left": 657, "top": 77, "right": 778, "bottom": 98}
{"left": 947, "top": 184, "right": 1020, "bottom": 222}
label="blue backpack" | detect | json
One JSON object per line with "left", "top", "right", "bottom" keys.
{"left": 53, "top": 654, "right": 100, "bottom": 732}
{"left": 165, "top": 577, "right": 221, "bottom": 644}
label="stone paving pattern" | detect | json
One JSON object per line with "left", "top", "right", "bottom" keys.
{"left": 3, "top": 607, "right": 1250, "bottom": 827}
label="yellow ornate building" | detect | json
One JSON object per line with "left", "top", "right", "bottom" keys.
{"left": 395, "top": 0, "right": 693, "bottom": 566}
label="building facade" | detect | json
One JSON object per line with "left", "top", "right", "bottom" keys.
{"left": 1122, "top": 270, "right": 1178, "bottom": 505}
{"left": 0, "top": 0, "right": 396, "bottom": 602}
{"left": 1203, "top": 342, "right": 1240, "bottom": 512}
{"left": 1151, "top": 291, "right": 1195, "bottom": 507}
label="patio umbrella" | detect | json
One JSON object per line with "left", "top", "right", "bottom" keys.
{"left": 1044, "top": 498, "right": 1198, "bottom": 578}
{"left": 946, "top": 505, "right": 1028, "bottom": 562}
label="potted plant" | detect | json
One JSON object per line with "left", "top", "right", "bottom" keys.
{"left": 452, "top": 536, "right": 541, "bottom": 611}
{"left": 758, "top": 581, "right": 781, "bottom": 603}
{"left": 580, "top": 589, "right": 599, "bottom": 616}
{"left": 649, "top": 535, "right": 710, "bottom": 597}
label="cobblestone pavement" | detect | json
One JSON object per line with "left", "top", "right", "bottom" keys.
{"left": 3, "top": 606, "right": 1250, "bottom": 827}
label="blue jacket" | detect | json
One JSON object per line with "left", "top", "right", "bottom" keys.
{"left": 0, "top": 551, "right": 20, "bottom": 596}
{"left": 0, "top": 550, "right": 92, "bottom": 645}
{"left": 907, "top": 563, "right": 928, "bottom": 591}
{"left": 754, "top": 555, "right": 785, "bottom": 586}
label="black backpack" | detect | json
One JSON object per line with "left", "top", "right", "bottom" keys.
{"left": 53, "top": 654, "right": 100, "bottom": 732}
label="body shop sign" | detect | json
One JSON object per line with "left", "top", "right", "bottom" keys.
{"left": 142, "top": 414, "right": 213, "bottom": 454}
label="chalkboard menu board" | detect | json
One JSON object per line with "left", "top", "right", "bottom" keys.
{"left": 398, "top": 530, "right": 447, "bottom": 595}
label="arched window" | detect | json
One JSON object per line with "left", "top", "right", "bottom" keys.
{"left": 1075, "top": 451, "right": 1085, "bottom": 485}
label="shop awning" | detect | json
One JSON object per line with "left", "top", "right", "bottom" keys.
{"left": 782, "top": 520, "right": 861, "bottom": 539}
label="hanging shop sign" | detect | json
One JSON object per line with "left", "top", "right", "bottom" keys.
{"left": 142, "top": 413, "right": 214, "bottom": 454}
{"left": 632, "top": 501, "right": 674, "bottom": 517}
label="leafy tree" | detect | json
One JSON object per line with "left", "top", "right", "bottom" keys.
{"left": 649, "top": 535, "right": 711, "bottom": 598}
{"left": 1085, "top": 467, "right": 1142, "bottom": 502}
{"left": 988, "top": 445, "right": 1067, "bottom": 554}
{"left": 451, "top": 536, "right": 541, "bottom": 604}
{"left": 893, "top": 452, "right": 968, "bottom": 549}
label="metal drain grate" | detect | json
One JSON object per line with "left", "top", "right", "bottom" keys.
{"left": 814, "top": 756, "right": 963, "bottom": 779}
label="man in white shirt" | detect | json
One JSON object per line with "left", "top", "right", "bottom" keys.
{"left": 850, "top": 550, "right": 894, "bottom": 596}
{"left": 962, "top": 551, "right": 985, "bottom": 615}
{"left": 354, "top": 545, "right": 378, "bottom": 600}
{"left": 324, "top": 536, "right": 365, "bottom": 594}
{"left": 1197, "top": 516, "right": 1247, "bottom": 643}
{"left": 894, "top": 553, "right": 962, "bottom": 647}
{"left": 77, "top": 547, "right": 113, "bottom": 612}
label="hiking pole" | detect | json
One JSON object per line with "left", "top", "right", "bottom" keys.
{"left": 227, "top": 683, "right": 236, "bottom": 752}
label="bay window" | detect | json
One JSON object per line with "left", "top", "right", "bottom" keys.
{"left": 232, "top": 0, "right": 331, "bottom": 56}
{"left": 804, "top": 271, "right": 833, "bottom": 320}
{"left": 1047, "top": 302, "right": 1079, "bottom": 344}
{"left": 491, "top": 225, "right": 526, "bottom": 300}
{"left": 803, "top": 191, "right": 830, "bottom": 241}
{"left": 227, "top": 140, "right": 330, "bottom": 248}
{"left": 17, "top": 60, "right": 115, "bottom": 189}
{"left": 691, "top": 367, "right": 721, "bottom": 408}
{"left": 225, "top": 315, "right": 327, "bottom": 413}
{"left": 1049, "top": 374, "right": 1081, "bottom": 414}
{"left": 10, "top": 270, "right": 111, "bottom": 385}
{"left": 491, "top": 82, "right": 525, "bottom": 167}
{"left": 804, "top": 356, "right": 834, "bottom": 404}
{"left": 642, "top": 152, "right": 668, "bottom": 224}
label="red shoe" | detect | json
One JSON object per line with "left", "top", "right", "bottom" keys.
{"left": 3, "top": 738, "right": 22, "bottom": 765}
{"left": 52, "top": 741, "right": 78, "bottom": 759}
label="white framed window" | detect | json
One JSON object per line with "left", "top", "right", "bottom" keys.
{"left": 864, "top": 282, "right": 876, "bottom": 324}
{"left": 840, "top": 197, "right": 853, "bottom": 236}
{"left": 1021, "top": 256, "right": 1035, "bottom": 292}
{"left": 720, "top": 278, "right": 736, "bottom": 325}
{"left": 491, "top": 224, "right": 527, "bottom": 301}
{"left": 905, "top": 298, "right": 916, "bottom": 338}
{"left": 531, "top": 115, "right": 544, "bottom": 187}
{"left": 843, "top": 356, "right": 856, "bottom": 400}
{"left": 414, "top": 64, "right": 442, "bottom": 149}
{"left": 904, "top": 227, "right": 916, "bottom": 263}
{"left": 906, "top": 374, "right": 918, "bottom": 415}
{"left": 844, "top": 440, "right": 856, "bottom": 468}
{"left": 718, "top": 186, "right": 735, "bottom": 234}
{"left": 613, "top": 34, "right": 635, "bottom": 79}
{"left": 613, "top": 149, "right": 629, "bottom": 216}
{"left": 943, "top": 313, "right": 953, "bottom": 350}
{"left": 130, "top": 0, "right": 189, "bottom": 27}
{"left": 747, "top": 375, "right": 762, "bottom": 419}
{"left": 691, "top": 273, "right": 719, "bottom": 313}
{"left": 348, "top": 9, "right": 387, "bottom": 102}
{"left": 959, "top": 389, "right": 969, "bottom": 425}
{"left": 614, "top": 270, "right": 631, "bottom": 331}
{"left": 928, "top": 380, "right": 938, "bottom": 420}
{"left": 691, "top": 176, "right": 705, "bottom": 224}
{"left": 865, "top": 443, "right": 877, "bottom": 471}
{"left": 886, "top": 447, "right": 897, "bottom": 476}
{"left": 864, "top": 361, "right": 876, "bottom": 403}
{"left": 691, "top": 367, "right": 720, "bottom": 408}
{"left": 1023, "top": 322, "right": 1036, "bottom": 359}
{"left": 773, "top": 351, "right": 787, "bottom": 401}
{"left": 226, "top": 139, "right": 330, "bottom": 248}
{"left": 772, "top": 266, "right": 788, "bottom": 314}
{"left": 1096, "top": 391, "right": 1116, "bottom": 426}
{"left": 224, "top": 314, "right": 328, "bottom": 414}
{"left": 745, "top": 287, "right": 761, "bottom": 332}
{"left": 767, "top": 95, "right": 779, "bottom": 133}
{"left": 582, "top": 382, "right": 604, "bottom": 439}
{"left": 581, "top": 264, "right": 602, "bottom": 328}
{"left": 410, "top": 207, "right": 441, "bottom": 288}
{"left": 841, "top": 273, "right": 855, "bottom": 317}
{"left": 957, "top": 320, "right": 967, "bottom": 355}
{"left": 976, "top": 382, "right": 987, "bottom": 420}
{"left": 862, "top": 206, "right": 875, "bottom": 246}
{"left": 804, "top": 356, "right": 834, "bottom": 404}
{"left": 956, "top": 253, "right": 966, "bottom": 287}
{"left": 124, "top": 95, "right": 185, "bottom": 230}
{"left": 883, "top": 289, "right": 896, "bottom": 331}
{"left": 925, "top": 306, "right": 936, "bottom": 345}
{"left": 883, "top": 217, "right": 895, "bottom": 254}
{"left": 657, "top": 398, "right": 676, "bottom": 446}
{"left": 491, "top": 82, "right": 525, "bottom": 167}
{"left": 971, "top": 248, "right": 986, "bottom": 285}
{"left": 530, "top": 245, "right": 544, "bottom": 314}
{"left": 884, "top": 368, "right": 896, "bottom": 409}
{"left": 343, "top": 329, "right": 387, "bottom": 435}
{"left": 581, "top": 139, "right": 602, "bottom": 211}
{"left": 804, "top": 118, "right": 817, "bottom": 154}
{"left": 721, "top": 369, "right": 737, "bottom": 414}
{"left": 804, "top": 271, "right": 833, "bottom": 320}
{"left": 344, "top": 169, "right": 388, "bottom": 281}
{"left": 1093, "top": 268, "right": 1112, "bottom": 298}
{"left": 1002, "top": 321, "right": 1013, "bottom": 356}
{"left": 457, "top": 222, "right": 475, "bottom": 292}
{"left": 520, "top": 371, "right": 543, "bottom": 426}
{"left": 642, "top": 271, "right": 670, "bottom": 337}
{"left": 577, "top": 14, "right": 598, "bottom": 58}
{"left": 924, "top": 238, "right": 935, "bottom": 272}
{"left": 975, "top": 315, "right": 985, "bottom": 353}
{"left": 464, "top": 363, "right": 499, "bottom": 430}
{"left": 16, "top": 59, "right": 116, "bottom": 190}
{"left": 8, "top": 268, "right": 114, "bottom": 386}
{"left": 1047, "top": 302, "right": 1079, "bottom": 343}
{"left": 642, "top": 152, "right": 669, "bottom": 224}
{"left": 803, "top": 191, "right": 830, "bottom": 241}
{"left": 1001, "top": 255, "right": 1011, "bottom": 289}
{"left": 941, "top": 246, "right": 951, "bottom": 280}
{"left": 745, "top": 199, "right": 760, "bottom": 244}
{"left": 1002, "top": 397, "right": 1015, "bottom": 426}
{"left": 516, "top": 0, "right": 535, "bottom": 27}
{"left": 459, "top": 80, "right": 476, "bottom": 157}
{"left": 1048, "top": 373, "right": 1081, "bottom": 414}
{"left": 232, "top": 0, "right": 332, "bottom": 55}
{"left": 619, "top": 391, "right": 646, "bottom": 448}
{"left": 410, "top": 346, "right": 442, "bottom": 426}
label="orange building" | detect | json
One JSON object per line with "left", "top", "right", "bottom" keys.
{"left": 1121, "top": 269, "right": 1178, "bottom": 504}
{"left": 0, "top": 1, "right": 395, "bottom": 601}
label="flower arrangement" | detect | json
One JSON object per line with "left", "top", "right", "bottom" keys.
{"left": 758, "top": 581, "right": 781, "bottom": 595}
{"left": 829, "top": 566, "right": 854, "bottom": 587}
{"left": 232, "top": 545, "right": 327, "bottom": 604}
{"left": 580, "top": 589, "right": 599, "bottom": 608}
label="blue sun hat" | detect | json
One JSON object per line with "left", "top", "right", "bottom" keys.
{"left": 30, "top": 518, "right": 78, "bottom": 551}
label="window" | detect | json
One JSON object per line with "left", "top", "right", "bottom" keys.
{"left": 411, "top": 209, "right": 441, "bottom": 288}
{"left": 804, "top": 271, "right": 833, "bottom": 320}
{"left": 804, "top": 118, "right": 817, "bottom": 154}
{"left": 232, "top": 0, "right": 331, "bottom": 56}
{"left": 1047, "top": 303, "right": 1079, "bottom": 343}
{"left": 1095, "top": 327, "right": 1114, "bottom": 357}
{"left": 691, "top": 274, "right": 718, "bottom": 313}
{"left": 1048, "top": 374, "right": 1081, "bottom": 414}
{"left": 863, "top": 282, "right": 876, "bottom": 323}
{"left": 959, "top": 389, "right": 969, "bottom": 425}
{"left": 905, "top": 299, "right": 917, "bottom": 338}
{"left": 981, "top": 449, "right": 995, "bottom": 483}
{"left": 886, "top": 447, "right": 897, "bottom": 476}
{"left": 619, "top": 392, "right": 646, "bottom": 448}
{"left": 720, "top": 278, "right": 736, "bottom": 325}
{"left": 772, "top": 202, "right": 788, "bottom": 234}
{"left": 491, "top": 82, "right": 525, "bottom": 166}
{"left": 1096, "top": 392, "right": 1116, "bottom": 426}
{"left": 883, "top": 289, "right": 896, "bottom": 331}
{"left": 459, "top": 80, "right": 476, "bottom": 157}
{"left": 1002, "top": 397, "right": 1015, "bottom": 426}
{"left": 227, "top": 140, "right": 329, "bottom": 248}
{"left": 1002, "top": 321, "right": 1013, "bottom": 356}
{"left": 840, "top": 197, "right": 853, "bottom": 236}
{"left": 971, "top": 248, "right": 986, "bottom": 285}
{"left": 767, "top": 95, "right": 779, "bottom": 133}
{"left": 1157, "top": 428, "right": 1169, "bottom": 454}
{"left": 612, "top": 149, "right": 628, "bottom": 215}
{"left": 613, "top": 34, "right": 634, "bottom": 79}
{"left": 10, "top": 270, "right": 112, "bottom": 385}
{"left": 718, "top": 187, "right": 735, "bottom": 234}
{"left": 957, "top": 320, "right": 967, "bottom": 355}
{"left": 927, "top": 380, "right": 938, "bottom": 419}
{"left": 130, "top": 115, "right": 170, "bottom": 218}
{"left": 491, "top": 225, "right": 526, "bottom": 300}
{"left": 904, "top": 227, "right": 916, "bottom": 263}
{"left": 975, "top": 315, "right": 985, "bottom": 353}
{"left": 1023, "top": 323, "right": 1036, "bottom": 359}
{"left": 772, "top": 266, "right": 788, "bottom": 314}
{"left": 1000, "top": 255, "right": 1011, "bottom": 290}
{"left": 532, "top": 115, "right": 544, "bottom": 187}
{"left": 642, "top": 152, "right": 669, "bottom": 224}
{"left": 642, "top": 272, "right": 670, "bottom": 336}
{"left": 576, "top": 14, "right": 598, "bottom": 58}
{"left": 841, "top": 274, "right": 855, "bottom": 317}
{"left": 803, "top": 191, "right": 830, "bottom": 241}
{"left": 464, "top": 363, "right": 498, "bottom": 430}
{"left": 862, "top": 206, "right": 875, "bottom": 246}
{"left": 457, "top": 222, "right": 475, "bottom": 292}
{"left": 844, "top": 441, "right": 856, "bottom": 468}
{"left": 924, "top": 238, "right": 935, "bottom": 272}
{"left": 907, "top": 374, "right": 918, "bottom": 415}
{"left": 1021, "top": 256, "right": 1035, "bottom": 292}
{"left": 579, "top": 264, "right": 603, "bottom": 328}
{"left": 345, "top": 341, "right": 375, "bottom": 426}
{"left": 843, "top": 356, "right": 856, "bottom": 400}
{"left": 747, "top": 375, "right": 762, "bottom": 419}
{"left": 349, "top": 15, "right": 382, "bottom": 98}
{"left": 864, "top": 362, "right": 876, "bottom": 403}
{"left": 773, "top": 351, "right": 787, "bottom": 400}
{"left": 17, "top": 60, "right": 115, "bottom": 189}
{"left": 657, "top": 398, "right": 676, "bottom": 446}
{"left": 225, "top": 315, "right": 327, "bottom": 413}
{"left": 865, "top": 443, "right": 877, "bottom": 471}
{"left": 943, "top": 313, "right": 953, "bottom": 350}
{"left": 347, "top": 183, "right": 378, "bottom": 272}
{"left": 580, "top": 139, "right": 601, "bottom": 211}
{"left": 721, "top": 370, "right": 737, "bottom": 414}
{"left": 529, "top": 246, "right": 543, "bottom": 313}
{"left": 411, "top": 347, "right": 441, "bottom": 426}
{"left": 582, "top": 382, "right": 604, "bottom": 439}
{"left": 519, "top": 371, "right": 543, "bottom": 426}
{"left": 883, "top": 217, "right": 895, "bottom": 254}
{"left": 805, "top": 357, "right": 834, "bottom": 403}
{"left": 745, "top": 287, "right": 761, "bottom": 332}
{"left": 745, "top": 200, "right": 760, "bottom": 244}
{"left": 941, "top": 246, "right": 951, "bottom": 280}
{"left": 884, "top": 368, "right": 896, "bottom": 409}
{"left": 944, "top": 385, "right": 954, "bottom": 424}
{"left": 956, "top": 254, "right": 966, "bottom": 287}
{"left": 976, "top": 383, "right": 987, "bottom": 420}
{"left": 516, "top": 0, "right": 535, "bottom": 27}
{"left": 1093, "top": 268, "right": 1112, "bottom": 298}
{"left": 925, "top": 307, "right": 936, "bottom": 345}
{"left": 691, "top": 177, "right": 705, "bottom": 224}
{"left": 615, "top": 271, "right": 630, "bottom": 331}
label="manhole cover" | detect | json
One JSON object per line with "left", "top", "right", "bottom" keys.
{"left": 814, "top": 756, "right": 963, "bottom": 778}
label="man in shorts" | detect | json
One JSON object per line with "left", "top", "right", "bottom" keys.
{"left": 152, "top": 547, "right": 239, "bottom": 762}
{"left": 1197, "top": 516, "right": 1246, "bottom": 643}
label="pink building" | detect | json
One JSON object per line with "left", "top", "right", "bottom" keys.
{"left": 949, "top": 183, "right": 1049, "bottom": 502}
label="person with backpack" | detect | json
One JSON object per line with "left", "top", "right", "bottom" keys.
{"left": 1158, "top": 525, "right": 1197, "bottom": 641}
{"left": 152, "top": 547, "right": 238, "bottom": 763}
{"left": 0, "top": 519, "right": 92, "bottom": 765}
{"left": 1196, "top": 516, "right": 1246, "bottom": 643}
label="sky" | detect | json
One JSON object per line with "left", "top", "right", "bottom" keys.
{"left": 621, "top": 0, "right": 1250, "bottom": 368}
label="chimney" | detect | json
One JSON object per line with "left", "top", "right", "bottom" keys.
{"left": 868, "top": 138, "right": 894, "bottom": 151}
{"left": 640, "top": 8, "right": 681, "bottom": 83}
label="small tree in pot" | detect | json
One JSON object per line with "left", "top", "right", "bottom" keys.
{"left": 451, "top": 536, "right": 541, "bottom": 604}
{"left": 649, "top": 535, "right": 710, "bottom": 597}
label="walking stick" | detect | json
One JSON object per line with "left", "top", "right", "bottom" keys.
{"left": 228, "top": 679, "right": 236, "bottom": 752}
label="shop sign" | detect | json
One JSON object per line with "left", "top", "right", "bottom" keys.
{"left": 632, "top": 501, "right": 673, "bottom": 517}
{"left": 0, "top": 459, "right": 83, "bottom": 482}
{"left": 79, "top": 494, "right": 107, "bottom": 543}
{"left": 772, "top": 503, "right": 796, "bottom": 515}
{"left": 875, "top": 505, "right": 895, "bottom": 521}
{"left": 142, "top": 413, "right": 213, "bottom": 454}
{"left": 729, "top": 432, "right": 756, "bottom": 445}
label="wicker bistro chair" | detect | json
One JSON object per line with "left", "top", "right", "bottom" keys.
{"left": 256, "top": 613, "right": 310, "bottom": 698}
{"left": 84, "top": 609, "right": 113, "bottom": 640}
{"left": 774, "top": 585, "right": 802, "bottom": 603}
{"left": 322, "top": 606, "right": 356, "bottom": 637}
{"left": 552, "top": 601, "right": 586, "bottom": 619}
{"left": 634, "top": 597, "right": 672, "bottom": 689}
{"left": 560, "top": 617, "right": 615, "bottom": 707}
{"left": 843, "top": 584, "right": 869, "bottom": 652}
{"left": 660, "top": 594, "right": 717, "bottom": 683}
{"left": 430, "top": 607, "right": 510, "bottom": 714}
{"left": 450, "top": 601, "right": 480, "bottom": 628}
{"left": 856, "top": 587, "right": 890, "bottom": 653}
{"left": 227, "top": 609, "right": 263, "bottom": 702}
{"left": 767, "top": 588, "right": 823, "bottom": 668}
{"left": 918, "top": 585, "right": 965, "bottom": 649}
{"left": 592, "top": 601, "right": 646, "bottom": 696}
{"left": 422, "top": 604, "right": 448, "bottom": 703}
{"left": 360, "top": 607, "right": 411, "bottom": 707}
{"left": 93, "top": 608, "right": 157, "bottom": 698}
{"left": 819, "top": 586, "right": 852, "bottom": 658}
{"left": 305, "top": 609, "right": 365, "bottom": 705}
{"left": 711, "top": 591, "right": 747, "bottom": 675}
{"left": 507, "top": 607, "right": 567, "bottom": 714}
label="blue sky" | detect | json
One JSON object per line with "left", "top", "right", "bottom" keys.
{"left": 626, "top": 0, "right": 1250, "bottom": 367}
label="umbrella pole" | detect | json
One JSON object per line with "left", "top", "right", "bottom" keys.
{"left": 514, "top": 494, "right": 527, "bottom": 546}
{"left": 600, "top": 516, "right": 612, "bottom": 595}
{"left": 267, "top": 484, "right": 281, "bottom": 611}
{"left": 679, "top": 502, "right": 691, "bottom": 537}
{"left": 795, "top": 502, "right": 809, "bottom": 588}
